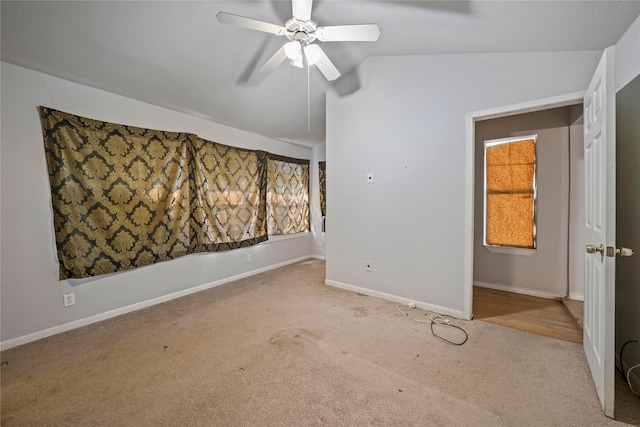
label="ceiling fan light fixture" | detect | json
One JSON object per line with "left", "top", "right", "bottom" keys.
{"left": 284, "top": 41, "right": 302, "bottom": 60}
{"left": 290, "top": 56, "right": 304, "bottom": 68}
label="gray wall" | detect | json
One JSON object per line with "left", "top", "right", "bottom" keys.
{"left": 613, "top": 13, "right": 640, "bottom": 393}
{"left": 0, "top": 62, "right": 313, "bottom": 347}
{"left": 615, "top": 73, "right": 640, "bottom": 390}
{"left": 326, "top": 50, "right": 602, "bottom": 316}
{"left": 473, "top": 108, "right": 575, "bottom": 298}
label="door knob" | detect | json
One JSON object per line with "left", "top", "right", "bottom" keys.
{"left": 586, "top": 244, "right": 604, "bottom": 255}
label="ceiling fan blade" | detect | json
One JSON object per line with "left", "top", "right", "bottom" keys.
{"left": 305, "top": 44, "right": 340, "bottom": 81}
{"left": 292, "top": 0, "right": 313, "bottom": 22}
{"left": 259, "top": 44, "right": 289, "bottom": 75}
{"left": 316, "top": 24, "right": 381, "bottom": 42}
{"left": 216, "top": 12, "right": 286, "bottom": 36}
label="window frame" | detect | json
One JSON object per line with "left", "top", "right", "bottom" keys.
{"left": 482, "top": 134, "right": 538, "bottom": 256}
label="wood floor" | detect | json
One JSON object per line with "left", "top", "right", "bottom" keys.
{"left": 473, "top": 287, "right": 583, "bottom": 343}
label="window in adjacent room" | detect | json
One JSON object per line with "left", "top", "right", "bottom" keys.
{"left": 483, "top": 135, "right": 537, "bottom": 253}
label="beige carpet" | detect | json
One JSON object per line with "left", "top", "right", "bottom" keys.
{"left": 1, "top": 259, "right": 638, "bottom": 426}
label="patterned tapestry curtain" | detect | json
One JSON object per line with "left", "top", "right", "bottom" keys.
{"left": 40, "top": 107, "right": 311, "bottom": 279}
{"left": 318, "top": 161, "right": 326, "bottom": 217}
{"left": 266, "top": 154, "right": 310, "bottom": 236}
{"left": 39, "top": 107, "right": 191, "bottom": 279}
{"left": 189, "top": 137, "right": 268, "bottom": 253}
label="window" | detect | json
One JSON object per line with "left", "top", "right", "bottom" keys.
{"left": 189, "top": 139, "right": 269, "bottom": 253}
{"left": 483, "top": 135, "right": 537, "bottom": 252}
{"left": 318, "top": 161, "right": 326, "bottom": 217}
{"left": 319, "top": 161, "right": 326, "bottom": 232}
{"left": 40, "top": 107, "right": 310, "bottom": 279}
{"left": 266, "top": 155, "right": 310, "bottom": 236}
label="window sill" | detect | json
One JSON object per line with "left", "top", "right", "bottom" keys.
{"left": 262, "top": 231, "right": 309, "bottom": 243}
{"left": 484, "top": 245, "right": 536, "bottom": 256}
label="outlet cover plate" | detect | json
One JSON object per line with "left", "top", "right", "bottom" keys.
{"left": 63, "top": 293, "right": 75, "bottom": 307}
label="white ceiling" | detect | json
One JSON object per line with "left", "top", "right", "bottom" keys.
{"left": 2, "top": 1, "right": 639, "bottom": 147}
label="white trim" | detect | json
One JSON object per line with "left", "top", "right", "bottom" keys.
{"left": 484, "top": 246, "right": 536, "bottom": 256}
{"left": 484, "top": 134, "right": 538, "bottom": 148}
{"left": 474, "top": 280, "right": 564, "bottom": 300}
{"left": 325, "top": 279, "right": 464, "bottom": 319}
{"left": 569, "top": 292, "right": 585, "bottom": 302}
{"left": 0, "top": 255, "right": 315, "bottom": 351}
{"left": 464, "top": 91, "right": 586, "bottom": 324}
{"left": 262, "top": 231, "right": 309, "bottom": 243}
{"left": 310, "top": 254, "right": 326, "bottom": 260}
{"left": 469, "top": 91, "right": 586, "bottom": 122}
{"left": 463, "top": 114, "right": 475, "bottom": 320}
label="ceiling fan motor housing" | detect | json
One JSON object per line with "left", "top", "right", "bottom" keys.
{"left": 285, "top": 18, "right": 317, "bottom": 45}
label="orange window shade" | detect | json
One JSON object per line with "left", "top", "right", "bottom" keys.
{"left": 485, "top": 138, "right": 535, "bottom": 248}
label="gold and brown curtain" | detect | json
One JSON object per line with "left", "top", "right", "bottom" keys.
{"left": 266, "top": 155, "right": 310, "bottom": 236}
{"left": 40, "top": 107, "right": 191, "bottom": 279}
{"left": 39, "top": 107, "right": 309, "bottom": 279}
{"left": 189, "top": 137, "right": 268, "bottom": 252}
{"left": 319, "top": 161, "right": 326, "bottom": 217}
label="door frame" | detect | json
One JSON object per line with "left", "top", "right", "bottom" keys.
{"left": 463, "top": 91, "right": 586, "bottom": 320}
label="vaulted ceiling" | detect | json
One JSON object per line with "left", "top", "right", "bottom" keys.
{"left": 2, "top": 1, "right": 639, "bottom": 147}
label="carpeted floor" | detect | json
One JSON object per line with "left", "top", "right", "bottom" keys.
{"left": 1, "top": 259, "right": 638, "bottom": 426}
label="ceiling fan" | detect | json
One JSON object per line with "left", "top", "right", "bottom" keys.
{"left": 217, "top": 0, "right": 380, "bottom": 82}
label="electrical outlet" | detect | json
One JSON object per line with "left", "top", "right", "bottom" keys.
{"left": 63, "top": 293, "right": 75, "bottom": 307}
{"left": 365, "top": 261, "right": 372, "bottom": 272}
{"left": 246, "top": 254, "right": 252, "bottom": 263}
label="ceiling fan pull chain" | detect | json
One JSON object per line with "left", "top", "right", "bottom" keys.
{"left": 307, "top": 52, "right": 311, "bottom": 133}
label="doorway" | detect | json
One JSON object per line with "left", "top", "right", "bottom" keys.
{"left": 470, "top": 105, "right": 584, "bottom": 340}
{"left": 462, "top": 91, "right": 586, "bottom": 320}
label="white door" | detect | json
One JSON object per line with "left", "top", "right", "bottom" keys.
{"left": 583, "top": 46, "right": 616, "bottom": 418}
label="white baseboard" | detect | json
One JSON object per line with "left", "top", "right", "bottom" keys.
{"left": 1, "top": 255, "right": 316, "bottom": 351}
{"left": 310, "top": 254, "right": 326, "bottom": 260}
{"left": 473, "top": 281, "right": 564, "bottom": 300}
{"left": 568, "top": 292, "right": 584, "bottom": 301}
{"left": 324, "top": 279, "right": 464, "bottom": 319}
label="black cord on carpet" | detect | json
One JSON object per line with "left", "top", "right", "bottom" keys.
{"left": 396, "top": 304, "right": 469, "bottom": 346}
{"left": 618, "top": 340, "right": 638, "bottom": 375}
{"left": 430, "top": 321, "right": 468, "bottom": 346}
